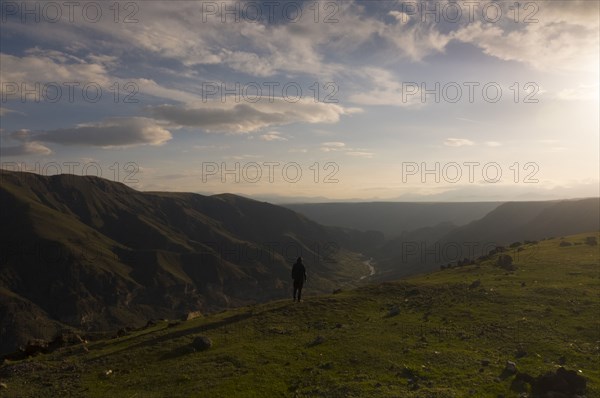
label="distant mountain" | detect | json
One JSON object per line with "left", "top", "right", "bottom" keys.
{"left": 284, "top": 202, "right": 502, "bottom": 238}
{"left": 378, "top": 221, "right": 458, "bottom": 260}
{"left": 0, "top": 171, "right": 382, "bottom": 354}
{"left": 442, "top": 198, "right": 600, "bottom": 246}
{"left": 380, "top": 198, "right": 600, "bottom": 278}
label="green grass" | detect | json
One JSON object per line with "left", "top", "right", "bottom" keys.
{"left": 1, "top": 233, "right": 599, "bottom": 397}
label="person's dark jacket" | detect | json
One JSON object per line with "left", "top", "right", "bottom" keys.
{"left": 291, "top": 262, "right": 307, "bottom": 282}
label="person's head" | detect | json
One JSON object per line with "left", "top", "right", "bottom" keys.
{"left": 297, "top": 256, "right": 303, "bottom": 264}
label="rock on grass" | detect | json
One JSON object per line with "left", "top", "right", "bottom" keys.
{"left": 191, "top": 336, "right": 213, "bottom": 351}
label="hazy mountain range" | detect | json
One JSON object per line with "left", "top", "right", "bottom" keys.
{"left": 285, "top": 202, "right": 502, "bottom": 238}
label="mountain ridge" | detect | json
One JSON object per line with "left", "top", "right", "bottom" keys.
{"left": 0, "top": 171, "right": 378, "bottom": 354}
{"left": 284, "top": 201, "right": 504, "bottom": 238}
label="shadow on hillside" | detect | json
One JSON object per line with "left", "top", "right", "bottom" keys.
{"left": 137, "top": 312, "right": 256, "bottom": 347}
{"left": 88, "top": 312, "right": 255, "bottom": 362}
{"left": 159, "top": 345, "right": 196, "bottom": 360}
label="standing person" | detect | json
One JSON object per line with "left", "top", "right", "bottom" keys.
{"left": 291, "top": 257, "right": 307, "bottom": 302}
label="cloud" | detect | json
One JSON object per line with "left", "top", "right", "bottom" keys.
{"left": 0, "top": 1, "right": 455, "bottom": 82}
{"left": 319, "top": 142, "right": 346, "bottom": 152}
{"left": 149, "top": 100, "right": 360, "bottom": 134}
{"left": 5, "top": 1, "right": 598, "bottom": 83}
{"left": 259, "top": 132, "right": 288, "bottom": 141}
{"left": 349, "top": 67, "right": 424, "bottom": 107}
{"left": 485, "top": 141, "right": 502, "bottom": 147}
{"left": 0, "top": 50, "right": 110, "bottom": 91}
{"left": 0, "top": 107, "right": 24, "bottom": 116}
{"left": 148, "top": 103, "right": 279, "bottom": 133}
{"left": 0, "top": 50, "right": 201, "bottom": 104}
{"left": 9, "top": 129, "right": 31, "bottom": 141}
{"left": 451, "top": 1, "right": 599, "bottom": 73}
{"left": 0, "top": 2, "right": 334, "bottom": 78}
{"left": 319, "top": 142, "right": 373, "bottom": 158}
{"left": 552, "top": 85, "right": 600, "bottom": 101}
{"left": 346, "top": 151, "right": 374, "bottom": 158}
{"left": 35, "top": 117, "right": 172, "bottom": 147}
{"left": 0, "top": 141, "right": 52, "bottom": 157}
{"left": 444, "top": 138, "right": 474, "bottom": 147}
{"left": 117, "top": 1, "right": 377, "bottom": 77}
{"left": 384, "top": 12, "right": 453, "bottom": 61}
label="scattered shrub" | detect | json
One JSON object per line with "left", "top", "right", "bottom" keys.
{"left": 497, "top": 254, "right": 514, "bottom": 269}
{"left": 584, "top": 236, "right": 598, "bottom": 246}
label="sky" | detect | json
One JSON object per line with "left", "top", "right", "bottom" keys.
{"left": 1, "top": 0, "right": 598, "bottom": 202}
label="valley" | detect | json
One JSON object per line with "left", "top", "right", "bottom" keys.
{"left": 1, "top": 232, "right": 598, "bottom": 397}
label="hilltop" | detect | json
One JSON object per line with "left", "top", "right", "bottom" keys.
{"left": 1, "top": 232, "right": 598, "bottom": 397}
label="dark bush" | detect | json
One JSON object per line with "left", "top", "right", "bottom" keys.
{"left": 584, "top": 236, "right": 598, "bottom": 246}
{"left": 497, "top": 254, "right": 514, "bottom": 269}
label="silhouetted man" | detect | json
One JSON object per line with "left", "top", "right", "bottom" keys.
{"left": 291, "top": 257, "right": 307, "bottom": 302}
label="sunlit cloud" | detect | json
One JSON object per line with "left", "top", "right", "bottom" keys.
{"left": 444, "top": 138, "right": 475, "bottom": 147}
{"left": 259, "top": 132, "right": 288, "bottom": 141}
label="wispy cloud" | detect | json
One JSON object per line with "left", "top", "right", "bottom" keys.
{"left": 259, "top": 132, "right": 288, "bottom": 141}
{"left": 444, "top": 138, "right": 475, "bottom": 147}
{"left": 451, "top": 2, "right": 599, "bottom": 73}
{"left": 0, "top": 107, "right": 24, "bottom": 116}
{"left": 319, "top": 142, "right": 346, "bottom": 152}
{"left": 319, "top": 141, "right": 373, "bottom": 158}
{"left": 346, "top": 151, "right": 374, "bottom": 158}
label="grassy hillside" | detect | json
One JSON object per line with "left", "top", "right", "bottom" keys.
{"left": 1, "top": 232, "right": 598, "bottom": 397}
{"left": 378, "top": 198, "right": 600, "bottom": 278}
